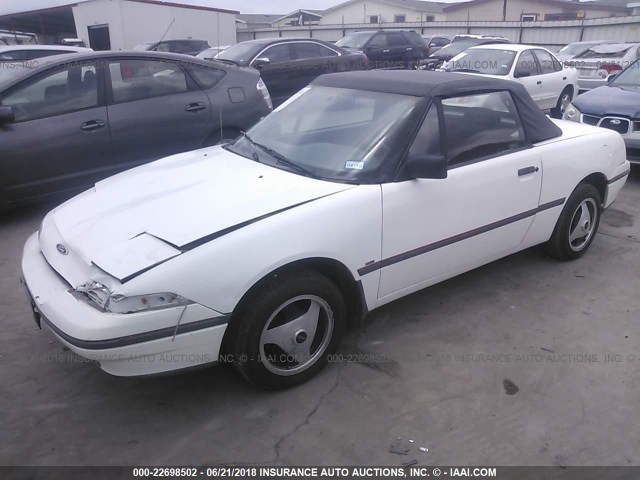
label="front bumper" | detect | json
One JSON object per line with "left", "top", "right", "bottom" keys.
{"left": 21, "top": 232, "right": 229, "bottom": 377}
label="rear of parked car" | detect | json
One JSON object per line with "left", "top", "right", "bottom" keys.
{"left": 570, "top": 43, "right": 640, "bottom": 91}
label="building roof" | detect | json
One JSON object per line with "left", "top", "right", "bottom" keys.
{"left": 271, "top": 10, "right": 323, "bottom": 24}
{"left": 323, "top": 0, "right": 445, "bottom": 14}
{"left": 0, "top": 0, "right": 238, "bottom": 18}
{"left": 236, "top": 13, "right": 285, "bottom": 24}
{"left": 444, "top": 0, "right": 630, "bottom": 12}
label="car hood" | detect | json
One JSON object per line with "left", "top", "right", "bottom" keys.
{"left": 45, "top": 146, "right": 355, "bottom": 283}
{"left": 573, "top": 84, "right": 640, "bottom": 118}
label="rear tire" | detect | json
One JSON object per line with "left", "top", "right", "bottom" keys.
{"left": 227, "top": 270, "right": 346, "bottom": 390}
{"left": 545, "top": 183, "right": 602, "bottom": 261}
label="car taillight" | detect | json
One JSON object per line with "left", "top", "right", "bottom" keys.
{"left": 602, "top": 64, "right": 623, "bottom": 74}
{"left": 257, "top": 78, "right": 273, "bottom": 111}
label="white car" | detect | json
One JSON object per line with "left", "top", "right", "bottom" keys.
{"left": 0, "top": 44, "right": 92, "bottom": 61}
{"left": 21, "top": 71, "right": 630, "bottom": 389}
{"left": 445, "top": 44, "right": 579, "bottom": 117}
{"left": 0, "top": 45, "right": 93, "bottom": 81}
{"left": 568, "top": 42, "right": 640, "bottom": 91}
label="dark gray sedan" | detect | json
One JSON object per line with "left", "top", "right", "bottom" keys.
{"left": 0, "top": 51, "right": 272, "bottom": 210}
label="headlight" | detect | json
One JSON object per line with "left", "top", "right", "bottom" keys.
{"left": 70, "top": 281, "right": 191, "bottom": 314}
{"left": 563, "top": 103, "right": 581, "bottom": 122}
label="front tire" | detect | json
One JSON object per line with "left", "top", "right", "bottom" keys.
{"left": 551, "top": 87, "right": 572, "bottom": 119}
{"left": 228, "top": 270, "right": 346, "bottom": 389}
{"left": 545, "top": 183, "right": 602, "bottom": 260}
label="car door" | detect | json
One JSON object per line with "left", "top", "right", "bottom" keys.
{"left": 385, "top": 32, "right": 411, "bottom": 65}
{"left": 513, "top": 49, "right": 544, "bottom": 108}
{"left": 289, "top": 41, "right": 339, "bottom": 93}
{"left": 0, "top": 60, "right": 114, "bottom": 205}
{"left": 363, "top": 32, "right": 388, "bottom": 65}
{"left": 252, "top": 43, "right": 294, "bottom": 107}
{"left": 378, "top": 91, "right": 542, "bottom": 301}
{"left": 105, "top": 57, "right": 213, "bottom": 171}
{"left": 533, "top": 49, "right": 566, "bottom": 109}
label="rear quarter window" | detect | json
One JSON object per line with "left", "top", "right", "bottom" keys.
{"left": 186, "top": 64, "right": 225, "bottom": 89}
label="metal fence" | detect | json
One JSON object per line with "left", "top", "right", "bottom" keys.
{"left": 236, "top": 15, "right": 640, "bottom": 51}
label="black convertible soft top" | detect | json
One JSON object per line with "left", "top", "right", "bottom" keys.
{"left": 312, "top": 70, "right": 562, "bottom": 144}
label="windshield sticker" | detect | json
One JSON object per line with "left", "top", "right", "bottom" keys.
{"left": 345, "top": 161, "right": 364, "bottom": 170}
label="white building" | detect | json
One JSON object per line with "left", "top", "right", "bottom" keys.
{"left": 319, "top": 0, "right": 446, "bottom": 25}
{"left": 0, "top": 0, "right": 237, "bottom": 50}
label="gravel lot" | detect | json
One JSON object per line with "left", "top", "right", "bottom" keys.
{"left": 1, "top": 168, "right": 639, "bottom": 467}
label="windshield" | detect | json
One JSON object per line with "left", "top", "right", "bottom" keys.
{"left": 576, "top": 45, "right": 631, "bottom": 59}
{"left": 432, "top": 41, "right": 478, "bottom": 59}
{"left": 226, "top": 86, "right": 424, "bottom": 183}
{"left": 559, "top": 42, "right": 601, "bottom": 56}
{"left": 446, "top": 48, "right": 516, "bottom": 75}
{"left": 610, "top": 59, "right": 640, "bottom": 89}
{"left": 216, "top": 42, "right": 261, "bottom": 65}
{"left": 335, "top": 32, "right": 374, "bottom": 49}
{"left": 132, "top": 43, "right": 154, "bottom": 51}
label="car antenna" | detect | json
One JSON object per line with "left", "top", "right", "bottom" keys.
{"left": 155, "top": 18, "right": 175, "bottom": 50}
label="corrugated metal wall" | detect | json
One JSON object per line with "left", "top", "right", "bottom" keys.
{"left": 236, "top": 15, "right": 640, "bottom": 50}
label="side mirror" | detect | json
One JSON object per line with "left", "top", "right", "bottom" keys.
{"left": 406, "top": 153, "right": 448, "bottom": 180}
{"left": 0, "top": 106, "right": 15, "bottom": 124}
{"left": 253, "top": 57, "right": 270, "bottom": 69}
{"left": 607, "top": 74, "right": 618, "bottom": 83}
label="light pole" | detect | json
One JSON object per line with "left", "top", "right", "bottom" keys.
{"left": 502, "top": 0, "right": 508, "bottom": 21}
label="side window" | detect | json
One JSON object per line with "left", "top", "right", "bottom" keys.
{"left": 408, "top": 105, "right": 441, "bottom": 158}
{"left": 260, "top": 44, "right": 292, "bottom": 64}
{"left": 292, "top": 42, "right": 323, "bottom": 60}
{"left": 0, "top": 63, "right": 98, "bottom": 122}
{"left": 435, "top": 38, "right": 450, "bottom": 46}
{"left": 552, "top": 55, "right": 563, "bottom": 72}
{"left": 514, "top": 50, "right": 539, "bottom": 77}
{"left": 109, "top": 60, "right": 188, "bottom": 103}
{"left": 185, "top": 64, "right": 225, "bottom": 89}
{"left": 368, "top": 33, "right": 387, "bottom": 48}
{"left": 534, "top": 49, "right": 555, "bottom": 74}
{"left": 386, "top": 32, "right": 407, "bottom": 47}
{"left": 440, "top": 91, "right": 527, "bottom": 167}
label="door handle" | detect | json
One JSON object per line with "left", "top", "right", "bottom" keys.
{"left": 518, "top": 166, "right": 539, "bottom": 176}
{"left": 185, "top": 102, "right": 207, "bottom": 112}
{"left": 537, "top": 80, "right": 543, "bottom": 85}
{"left": 80, "top": 120, "right": 105, "bottom": 131}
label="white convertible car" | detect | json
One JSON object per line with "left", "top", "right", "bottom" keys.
{"left": 445, "top": 44, "right": 579, "bottom": 118}
{"left": 22, "top": 71, "right": 630, "bottom": 389}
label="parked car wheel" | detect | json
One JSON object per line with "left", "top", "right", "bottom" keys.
{"left": 545, "top": 183, "right": 602, "bottom": 260}
{"left": 551, "top": 87, "right": 573, "bottom": 119}
{"left": 228, "top": 270, "right": 346, "bottom": 389}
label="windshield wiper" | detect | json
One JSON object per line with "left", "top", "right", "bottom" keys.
{"left": 240, "top": 132, "right": 320, "bottom": 179}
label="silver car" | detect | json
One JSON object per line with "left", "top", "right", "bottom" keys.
{"left": 556, "top": 40, "right": 613, "bottom": 62}
{"left": 569, "top": 42, "right": 640, "bottom": 91}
